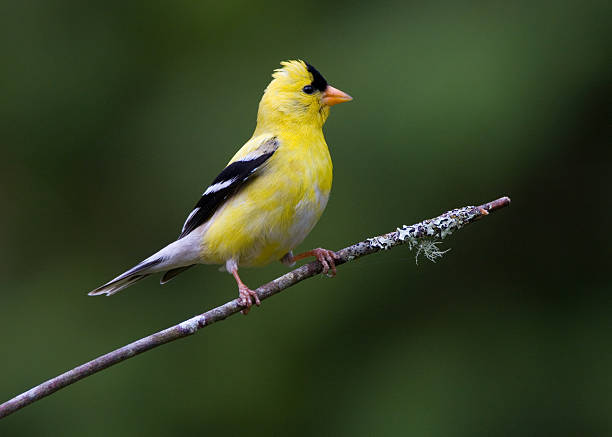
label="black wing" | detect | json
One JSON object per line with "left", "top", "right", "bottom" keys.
{"left": 178, "top": 137, "right": 278, "bottom": 239}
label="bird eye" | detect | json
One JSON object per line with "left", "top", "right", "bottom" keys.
{"left": 302, "top": 85, "right": 314, "bottom": 94}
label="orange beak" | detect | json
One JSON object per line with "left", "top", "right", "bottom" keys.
{"left": 321, "top": 85, "right": 353, "bottom": 106}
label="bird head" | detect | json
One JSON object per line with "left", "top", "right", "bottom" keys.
{"left": 256, "top": 60, "right": 352, "bottom": 131}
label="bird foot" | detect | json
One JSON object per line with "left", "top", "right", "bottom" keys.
{"left": 311, "top": 248, "right": 339, "bottom": 277}
{"left": 238, "top": 284, "right": 260, "bottom": 315}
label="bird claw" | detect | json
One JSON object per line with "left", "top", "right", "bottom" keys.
{"left": 311, "top": 248, "right": 339, "bottom": 277}
{"left": 238, "top": 284, "right": 260, "bottom": 315}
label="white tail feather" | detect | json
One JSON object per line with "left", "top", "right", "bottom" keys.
{"left": 88, "top": 273, "right": 151, "bottom": 296}
{"left": 88, "top": 232, "right": 204, "bottom": 297}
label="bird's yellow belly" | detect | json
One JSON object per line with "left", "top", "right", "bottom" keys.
{"left": 200, "top": 148, "right": 331, "bottom": 267}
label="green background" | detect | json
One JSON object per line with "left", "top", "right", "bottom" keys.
{"left": 1, "top": 0, "right": 610, "bottom": 435}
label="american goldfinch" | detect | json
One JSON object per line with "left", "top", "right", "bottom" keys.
{"left": 89, "top": 60, "right": 352, "bottom": 313}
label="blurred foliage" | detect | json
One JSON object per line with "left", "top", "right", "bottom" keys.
{"left": 1, "top": 0, "right": 611, "bottom": 435}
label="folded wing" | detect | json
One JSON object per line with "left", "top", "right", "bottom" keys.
{"left": 179, "top": 136, "right": 279, "bottom": 239}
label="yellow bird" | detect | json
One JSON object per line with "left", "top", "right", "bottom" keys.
{"left": 89, "top": 60, "right": 352, "bottom": 313}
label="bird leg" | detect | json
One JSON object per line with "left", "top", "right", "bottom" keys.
{"left": 290, "top": 248, "right": 339, "bottom": 276}
{"left": 231, "top": 268, "right": 260, "bottom": 315}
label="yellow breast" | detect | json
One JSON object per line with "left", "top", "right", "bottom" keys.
{"left": 200, "top": 129, "right": 332, "bottom": 267}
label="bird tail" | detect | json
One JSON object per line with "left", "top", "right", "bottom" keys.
{"left": 88, "top": 258, "right": 164, "bottom": 296}
{"left": 160, "top": 265, "right": 195, "bottom": 284}
{"left": 88, "top": 234, "right": 202, "bottom": 296}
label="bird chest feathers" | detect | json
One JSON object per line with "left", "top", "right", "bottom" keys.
{"left": 276, "top": 136, "right": 332, "bottom": 248}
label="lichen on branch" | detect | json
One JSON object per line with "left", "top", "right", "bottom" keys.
{"left": 363, "top": 200, "right": 507, "bottom": 264}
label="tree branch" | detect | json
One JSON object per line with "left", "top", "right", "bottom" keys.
{"left": 0, "top": 196, "right": 510, "bottom": 419}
